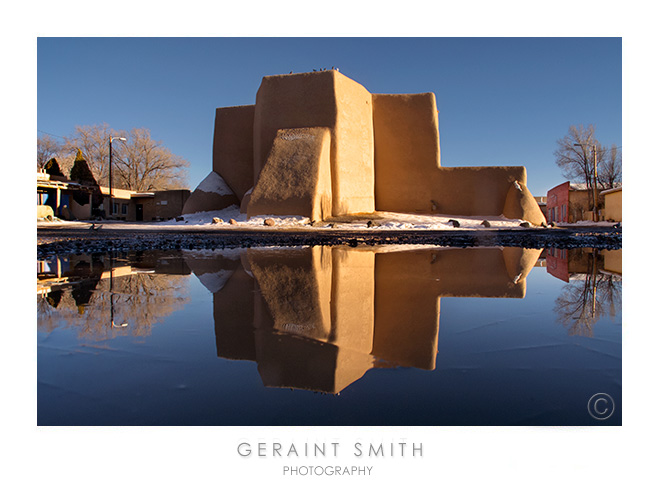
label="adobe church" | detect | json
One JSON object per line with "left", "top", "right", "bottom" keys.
{"left": 183, "top": 70, "right": 546, "bottom": 225}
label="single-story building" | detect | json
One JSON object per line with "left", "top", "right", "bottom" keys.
{"left": 99, "top": 187, "right": 190, "bottom": 221}
{"left": 600, "top": 186, "right": 622, "bottom": 222}
{"left": 546, "top": 181, "right": 620, "bottom": 223}
{"left": 37, "top": 170, "right": 98, "bottom": 220}
{"left": 38, "top": 158, "right": 190, "bottom": 222}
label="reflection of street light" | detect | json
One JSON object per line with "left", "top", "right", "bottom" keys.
{"left": 109, "top": 254, "right": 129, "bottom": 329}
{"left": 108, "top": 136, "right": 127, "bottom": 217}
{"left": 574, "top": 143, "right": 599, "bottom": 222}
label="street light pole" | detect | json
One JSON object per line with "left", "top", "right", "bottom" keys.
{"left": 108, "top": 136, "right": 127, "bottom": 217}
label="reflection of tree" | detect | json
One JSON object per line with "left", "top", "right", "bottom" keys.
{"left": 37, "top": 273, "right": 190, "bottom": 340}
{"left": 554, "top": 251, "right": 622, "bottom": 336}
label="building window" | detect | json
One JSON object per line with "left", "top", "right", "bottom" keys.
{"left": 121, "top": 203, "right": 128, "bottom": 215}
{"left": 113, "top": 202, "right": 119, "bottom": 214}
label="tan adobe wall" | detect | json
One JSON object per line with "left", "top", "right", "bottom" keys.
{"left": 372, "top": 93, "right": 544, "bottom": 223}
{"left": 197, "top": 70, "right": 546, "bottom": 223}
{"left": 246, "top": 127, "right": 332, "bottom": 221}
{"left": 434, "top": 166, "right": 526, "bottom": 216}
{"left": 372, "top": 93, "right": 441, "bottom": 212}
{"left": 502, "top": 179, "right": 547, "bottom": 224}
{"left": 604, "top": 190, "right": 622, "bottom": 222}
{"left": 332, "top": 72, "right": 375, "bottom": 214}
{"left": 140, "top": 190, "right": 190, "bottom": 221}
{"left": 568, "top": 190, "right": 591, "bottom": 222}
{"left": 213, "top": 105, "right": 255, "bottom": 200}
{"left": 253, "top": 71, "right": 375, "bottom": 215}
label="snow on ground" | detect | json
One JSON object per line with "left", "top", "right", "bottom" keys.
{"left": 152, "top": 206, "right": 527, "bottom": 230}
{"left": 37, "top": 206, "right": 619, "bottom": 231}
{"left": 554, "top": 220, "right": 619, "bottom": 227}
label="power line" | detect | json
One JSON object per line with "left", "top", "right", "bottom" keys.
{"left": 37, "top": 129, "right": 66, "bottom": 140}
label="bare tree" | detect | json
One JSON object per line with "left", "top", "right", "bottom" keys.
{"left": 63, "top": 123, "right": 189, "bottom": 190}
{"left": 37, "top": 134, "right": 62, "bottom": 170}
{"left": 63, "top": 123, "right": 120, "bottom": 188}
{"left": 598, "top": 143, "right": 622, "bottom": 189}
{"left": 112, "top": 128, "right": 189, "bottom": 191}
{"left": 553, "top": 250, "right": 622, "bottom": 337}
{"left": 554, "top": 125, "right": 606, "bottom": 211}
{"left": 38, "top": 271, "right": 191, "bottom": 340}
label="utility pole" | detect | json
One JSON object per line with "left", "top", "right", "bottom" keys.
{"left": 592, "top": 146, "right": 598, "bottom": 222}
{"left": 574, "top": 142, "right": 599, "bottom": 222}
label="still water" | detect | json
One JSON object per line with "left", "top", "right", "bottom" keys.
{"left": 37, "top": 245, "right": 622, "bottom": 426}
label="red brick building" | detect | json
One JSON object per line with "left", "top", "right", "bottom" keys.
{"left": 546, "top": 182, "right": 603, "bottom": 223}
{"left": 546, "top": 182, "right": 571, "bottom": 223}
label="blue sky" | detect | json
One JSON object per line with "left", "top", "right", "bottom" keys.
{"left": 37, "top": 37, "right": 621, "bottom": 196}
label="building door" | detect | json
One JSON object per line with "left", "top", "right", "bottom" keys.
{"left": 136, "top": 204, "right": 143, "bottom": 221}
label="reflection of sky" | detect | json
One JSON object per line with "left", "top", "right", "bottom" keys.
{"left": 37, "top": 250, "right": 621, "bottom": 426}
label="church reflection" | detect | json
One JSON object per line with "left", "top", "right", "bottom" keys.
{"left": 189, "top": 246, "right": 542, "bottom": 394}
{"left": 38, "top": 246, "right": 544, "bottom": 393}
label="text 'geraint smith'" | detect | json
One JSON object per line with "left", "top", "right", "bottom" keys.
{"left": 237, "top": 441, "right": 423, "bottom": 458}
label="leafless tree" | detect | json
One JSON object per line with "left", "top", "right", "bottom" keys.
{"left": 112, "top": 128, "right": 189, "bottom": 191}
{"left": 63, "top": 123, "right": 117, "bottom": 186}
{"left": 62, "top": 123, "right": 189, "bottom": 190}
{"left": 37, "top": 272, "right": 191, "bottom": 340}
{"left": 554, "top": 125, "right": 606, "bottom": 210}
{"left": 597, "top": 143, "right": 622, "bottom": 189}
{"left": 553, "top": 251, "right": 622, "bottom": 337}
{"left": 37, "top": 134, "right": 63, "bottom": 170}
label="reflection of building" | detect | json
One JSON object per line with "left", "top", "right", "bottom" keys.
{"left": 188, "top": 246, "right": 541, "bottom": 394}
{"left": 546, "top": 247, "right": 622, "bottom": 282}
{"left": 37, "top": 252, "right": 192, "bottom": 339}
{"left": 601, "top": 249, "right": 622, "bottom": 276}
{"left": 183, "top": 70, "right": 546, "bottom": 225}
{"left": 546, "top": 248, "right": 622, "bottom": 337}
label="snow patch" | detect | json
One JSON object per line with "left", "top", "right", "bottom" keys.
{"left": 195, "top": 172, "right": 234, "bottom": 196}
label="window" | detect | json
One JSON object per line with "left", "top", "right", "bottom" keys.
{"left": 121, "top": 203, "right": 128, "bottom": 215}
{"left": 113, "top": 202, "right": 119, "bottom": 214}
